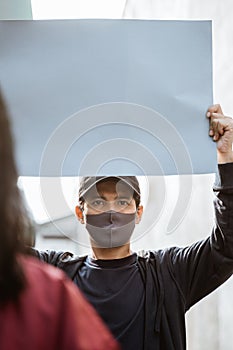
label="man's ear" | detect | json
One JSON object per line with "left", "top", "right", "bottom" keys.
{"left": 136, "top": 205, "right": 143, "bottom": 224}
{"left": 75, "top": 206, "right": 84, "bottom": 224}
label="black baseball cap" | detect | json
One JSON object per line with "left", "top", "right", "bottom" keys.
{"left": 79, "top": 176, "right": 140, "bottom": 198}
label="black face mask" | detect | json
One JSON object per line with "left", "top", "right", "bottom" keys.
{"left": 85, "top": 211, "right": 136, "bottom": 248}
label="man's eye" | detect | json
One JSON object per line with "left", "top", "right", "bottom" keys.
{"left": 91, "top": 200, "right": 105, "bottom": 207}
{"left": 117, "top": 200, "right": 129, "bottom": 206}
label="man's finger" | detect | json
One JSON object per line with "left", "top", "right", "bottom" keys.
{"left": 209, "top": 129, "right": 214, "bottom": 136}
{"left": 209, "top": 119, "right": 226, "bottom": 142}
{"left": 206, "top": 104, "right": 223, "bottom": 115}
{"left": 206, "top": 112, "right": 225, "bottom": 119}
{"left": 213, "top": 133, "right": 219, "bottom": 141}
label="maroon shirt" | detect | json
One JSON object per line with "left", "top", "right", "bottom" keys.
{"left": 0, "top": 256, "right": 120, "bottom": 350}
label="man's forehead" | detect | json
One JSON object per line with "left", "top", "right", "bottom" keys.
{"left": 85, "top": 179, "right": 135, "bottom": 197}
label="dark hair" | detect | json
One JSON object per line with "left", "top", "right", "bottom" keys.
{"left": 79, "top": 177, "right": 141, "bottom": 210}
{"left": 0, "top": 91, "right": 29, "bottom": 304}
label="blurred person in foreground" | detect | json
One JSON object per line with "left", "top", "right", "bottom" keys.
{"left": 0, "top": 90, "right": 120, "bottom": 350}
{"left": 34, "top": 103, "right": 233, "bottom": 350}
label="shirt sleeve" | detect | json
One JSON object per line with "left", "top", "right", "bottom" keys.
{"left": 167, "top": 163, "right": 233, "bottom": 310}
{"left": 31, "top": 249, "right": 74, "bottom": 266}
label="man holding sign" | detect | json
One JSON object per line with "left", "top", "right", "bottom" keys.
{"left": 35, "top": 104, "right": 233, "bottom": 349}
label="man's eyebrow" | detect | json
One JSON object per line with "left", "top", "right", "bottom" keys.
{"left": 86, "top": 193, "right": 133, "bottom": 201}
{"left": 86, "top": 195, "right": 105, "bottom": 201}
{"left": 116, "top": 195, "right": 133, "bottom": 200}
